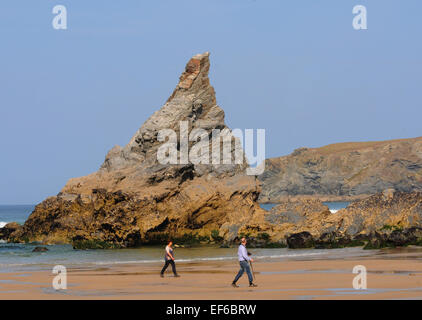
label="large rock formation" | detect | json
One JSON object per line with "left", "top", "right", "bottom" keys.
{"left": 259, "top": 137, "right": 422, "bottom": 202}
{"left": 7, "top": 52, "right": 266, "bottom": 247}
{"left": 257, "top": 190, "right": 422, "bottom": 249}
{"left": 322, "top": 190, "right": 422, "bottom": 238}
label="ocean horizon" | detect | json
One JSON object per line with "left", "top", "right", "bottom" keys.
{"left": 0, "top": 204, "right": 35, "bottom": 228}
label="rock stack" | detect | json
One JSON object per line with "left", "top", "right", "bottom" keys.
{"left": 6, "top": 52, "right": 265, "bottom": 247}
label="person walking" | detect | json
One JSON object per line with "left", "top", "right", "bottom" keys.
{"left": 231, "top": 237, "right": 257, "bottom": 287}
{"left": 160, "top": 240, "right": 180, "bottom": 278}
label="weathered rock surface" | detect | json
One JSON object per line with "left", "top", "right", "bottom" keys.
{"left": 363, "top": 227, "right": 422, "bottom": 249}
{"left": 259, "top": 138, "right": 422, "bottom": 202}
{"left": 265, "top": 200, "right": 330, "bottom": 225}
{"left": 243, "top": 199, "right": 333, "bottom": 246}
{"left": 260, "top": 191, "right": 422, "bottom": 249}
{"left": 323, "top": 190, "right": 422, "bottom": 238}
{"left": 0, "top": 222, "right": 21, "bottom": 240}
{"left": 6, "top": 52, "right": 266, "bottom": 247}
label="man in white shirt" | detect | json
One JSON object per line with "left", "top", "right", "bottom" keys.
{"left": 232, "top": 237, "right": 257, "bottom": 287}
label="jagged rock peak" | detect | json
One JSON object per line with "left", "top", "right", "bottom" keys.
{"left": 101, "top": 52, "right": 233, "bottom": 172}
{"left": 174, "top": 51, "right": 211, "bottom": 91}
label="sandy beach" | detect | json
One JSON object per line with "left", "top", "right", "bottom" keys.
{"left": 1, "top": 252, "right": 422, "bottom": 300}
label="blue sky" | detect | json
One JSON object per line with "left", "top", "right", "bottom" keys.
{"left": 1, "top": 0, "right": 421, "bottom": 204}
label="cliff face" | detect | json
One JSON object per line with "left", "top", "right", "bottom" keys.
{"left": 259, "top": 138, "right": 422, "bottom": 202}
{"left": 9, "top": 52, "right": 266, "bottom": 247}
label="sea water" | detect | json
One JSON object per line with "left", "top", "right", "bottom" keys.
{"left": 0, "top": 204, "right": 34, "bottom": 227}
{"left": 259, "top": 203, "right": 278, "bottom": 211}
{"left": 0, "top": 241, "right": 376, "bottom": 273}
{"left": 323, "top": 202, "right": 350, "bottom": 213}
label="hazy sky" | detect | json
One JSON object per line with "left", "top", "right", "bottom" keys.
{"left": 1, "top": 0, "right": 421, "bottom": 204}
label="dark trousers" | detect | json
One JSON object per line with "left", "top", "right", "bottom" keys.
{"left": 233, "top": 260, "right": 253, "bottom": 284}
{"left": 160, "top": 259, "right": 177, "bottom": 275}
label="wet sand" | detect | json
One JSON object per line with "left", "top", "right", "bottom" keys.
{"left": 1, "top": 256, "right": 422, "bottom": 300}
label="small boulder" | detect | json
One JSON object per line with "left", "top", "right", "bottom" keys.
{"left": 32, "top": 246, "right": 48, "bottom": 252}
{"left": 286, "top": 231, "right": 314, "bottom": 249}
